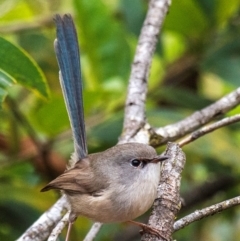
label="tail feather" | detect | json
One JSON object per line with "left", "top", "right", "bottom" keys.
{"left": 54, "top": 14, "right": 88, "bottom": 160}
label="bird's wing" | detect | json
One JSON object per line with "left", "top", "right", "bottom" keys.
{"left": 54, "top": 14, "right": 87, "bottom": 160}
{"left": 41, "top": 159, "right": 101, "bottom": 194}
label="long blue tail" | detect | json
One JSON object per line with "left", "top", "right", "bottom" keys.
{"left": 54, "top": 14, "right": 87, "bottom": 159}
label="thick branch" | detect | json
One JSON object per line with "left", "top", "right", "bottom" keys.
{"left": 153, "top": 87, "right": 240, "bottom": 146}
{"left": 141, "top": 142, "right": 186, "bottom": 241}
{"left": 120, "top": 0, "right": 171, "bottom": 143}
{"left": 174, "top": 196, "right": 240, "bottom": 231}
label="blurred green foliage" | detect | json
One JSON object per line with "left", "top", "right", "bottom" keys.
{"left": 0, "top": 0, "right": 240, "bottom": 240}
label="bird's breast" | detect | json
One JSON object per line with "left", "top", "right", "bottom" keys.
{"left": 109, "top": 163, "right": 161, "bottom": 222}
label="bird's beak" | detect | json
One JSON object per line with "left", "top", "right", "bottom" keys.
{"left": 150, "top": 154, "right": 169, "bottom": 163}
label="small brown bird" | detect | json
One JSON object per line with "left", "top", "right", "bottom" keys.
{"left": 41, "top": 14, "right": 168, "bottom": 241}
{"left": 42, "top": 143, "right": 167, "bottom": 223}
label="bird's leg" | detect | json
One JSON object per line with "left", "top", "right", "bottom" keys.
{"left": 127, "top": 220, "right": 168, "bottom": 240}
{"left": 65, "top": 221, "right": 73, "bottom": 241}
{"left": 65, "top": 213, "right": 77, "bottom": 241}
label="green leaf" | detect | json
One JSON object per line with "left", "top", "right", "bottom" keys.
{"left": 0, "top": 36, "right": 49, "bottom": 105}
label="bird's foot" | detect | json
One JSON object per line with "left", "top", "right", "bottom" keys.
{"left": 128, "top": 220, "right": 168, "bottom": 240}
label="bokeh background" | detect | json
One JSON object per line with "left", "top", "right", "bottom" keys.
{"left": 0, "top": 0, "right": 240, "bottom": 240}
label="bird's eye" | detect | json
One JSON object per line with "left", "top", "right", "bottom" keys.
{"left": 131, "top": 159, "right": 142, "bottom": 167}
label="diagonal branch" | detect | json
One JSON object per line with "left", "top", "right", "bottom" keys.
{"left": 178, "top": 114, "right": 240, "bottom": 147}
{"left": 120, "top": 0, "right": 171, "bottom": 143}
{"left": 174, "top": 196, "right": 240, "bottom": 232}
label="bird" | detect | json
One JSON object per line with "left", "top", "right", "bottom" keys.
{"left": 41, "top": 14, "right": 168, "bottom": 241}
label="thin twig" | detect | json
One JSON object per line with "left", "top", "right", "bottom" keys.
{"left": 178, "top": 114, "right": 240, "bottom": 147}
{"left": 83, "top": 223, "right": 102, "bottom": 241}
{"left": 154, "top": 87, "right": 240, "bottom": 146}
{"left": 17, "top": 196, "right": 69, "bottom": 241}
{"left": 174, "top": 196, "right": 240, "bottom": 231}
{"left": 47, "top": 211, "right": 70, "bottom": 241}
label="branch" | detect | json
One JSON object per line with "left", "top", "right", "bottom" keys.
{"left": 17, "top": 196, "right": 69, "bottom": 241}
{"left": 153, "top": 87, "right": 240, "bottom": 146}
{"left": 174, "top": 196, "right": 240, "bottom": 232}
{"left": 120, "top": 0, "right": 171, "bottom": 143}
{"left": 141, "top": 142, "right": 186, "bottom": 241}
{"left": 178, "top": 114, "right": 240, "bottom": 147}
